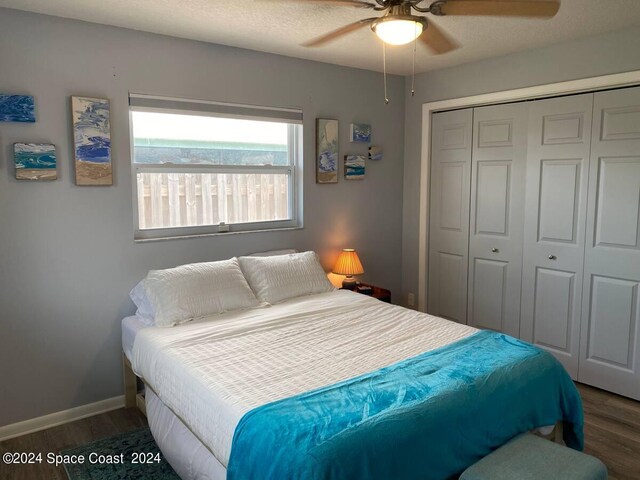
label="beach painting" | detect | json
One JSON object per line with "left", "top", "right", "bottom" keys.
{"left": 14, "top": 143, "right": 57, "bottom": 181}
{"left": 0, "top": 94, "right": 35, "bottom": 122}
{"left": 345, "top": 154, "right": 365, "bottom": 180}
{"left": 368, "top": 145, "right": 383, "bottom": 161}
{"left": 350, "top": 123, "right": 371, "bottom": 143}
{"left": 316, "top": 118, "right": 339, "bottom": 184}
{"left": 72, "top": 96, "right": 112, "bottom": 185}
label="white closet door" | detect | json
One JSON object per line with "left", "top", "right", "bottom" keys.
{"left": 520, "top": 94, "right": 594, "bottom": 378}
{"left": 578, "top": 87, "right": 640, "bottom": 400}
{"left": 428, "top": 109, "right": 473, "bottom": 323}
{"left": 467, "top": 103, "right": 527, "bottom": 337}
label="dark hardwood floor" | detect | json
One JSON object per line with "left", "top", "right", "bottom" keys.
{"left": 0, "top": 408, "right": 147, "bottom": 480}
{"left": 1, "top": 383, "right": 638, "bottom": 479}
{"left": 577, "top": 383, "right": 640, "bottom": 480}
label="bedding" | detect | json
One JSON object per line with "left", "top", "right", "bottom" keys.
{"left": 146, "top": 388, "right": 226, "bottom": 480}
{"left": 247, "top": 248, "right": 297, "bottom": 257}
{"left": 129, "top": 281, "right": 156, "bottom": 321}
{"left": 132, "top": 290, "right": 478, "bottom": 466}
{"left": 122, "top": 315, "right": 152, "bottom": 361}
{"left": 238, "top": 251, "right": 334, "bottom": 304}
{"left": 129, "top": 250, "right": 295, "bottom": 324}
{"left": 131, "top": 289, "right": 583, "bottom": 479}
{"left": 141, "top": 257, "right": 261, "bottom": 327}
{"left": 228, "top": 330, "right": 583, "bottom": 480}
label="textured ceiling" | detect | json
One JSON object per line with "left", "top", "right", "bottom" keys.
{"left": 2, "top": 0, "right": 640, "bottom": 75}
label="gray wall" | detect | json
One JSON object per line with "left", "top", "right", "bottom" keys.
{"left": 401, "top": 26, "right": 640, "bottom": 308}
{"left": 0, "top": 8, "right": 405, "bottom": 426}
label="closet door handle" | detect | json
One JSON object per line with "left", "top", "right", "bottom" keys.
{"left": 491, "top": 248, "right": 499, "bottom": 253}
{"left": 548, "top": 254, "right": 557, "bottom": 260}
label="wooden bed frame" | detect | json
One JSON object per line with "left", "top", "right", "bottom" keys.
{"left": 123, "top": 353, "right": 146, "bottom": 416}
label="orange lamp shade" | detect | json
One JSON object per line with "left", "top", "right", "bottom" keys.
{"left": 332, "top": 249, "right": 364, "bottom": 276}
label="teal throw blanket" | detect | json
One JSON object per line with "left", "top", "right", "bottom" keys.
{"left": 227, "top": 330, "right": 583, "bottom": 480}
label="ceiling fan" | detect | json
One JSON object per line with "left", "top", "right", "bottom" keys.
{"left": 286, "top": 0, "right": 560, "bottom": 55}
{"left": 265, "top": 0, "right": 559, "bottom": 102}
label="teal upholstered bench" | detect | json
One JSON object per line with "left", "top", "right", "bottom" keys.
{"left": 460, "top": 433, "right": 608, "bottom": 480}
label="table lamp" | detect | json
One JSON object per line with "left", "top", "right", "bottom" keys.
{"left": 332, "top": 248, "right": 364, "bottom": 290}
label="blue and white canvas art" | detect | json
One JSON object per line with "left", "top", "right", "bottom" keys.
{"left": 72, "top": 96, "right": 112, "bottom": 185}
{"left": 368, "top": 146, "right": 383, "bottom": 161}
{"left": 317, "top": 118, "right": 339, "bottom": 184}
{"left": 0, "top": 95, "right": 35, "bottom": 122}
{"left": 350, "top": 123, "right": 371, "bottom": 143}
{"left": 14, "top": 143, "right": 57, "bottom": 181}
{"left": 345, "top": 155, "right": 365, "bottom": 180}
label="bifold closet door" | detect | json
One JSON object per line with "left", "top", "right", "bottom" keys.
{"left": 578, "top": 87, "right": 640, "bottom": 400}
{"left": 428, "top": 109, "right": 473, "bottom": 323}
{"left": 466, "top": 103, "right": 527, "bottom": 337}
{"left": 520, "top": 93, "right": 594, "bottom": 378}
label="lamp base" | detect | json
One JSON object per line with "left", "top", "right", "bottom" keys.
{"left": 342, "top": 276, "right": 358, "bottom": 290}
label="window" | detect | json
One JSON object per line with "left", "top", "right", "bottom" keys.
{"left": 130, "top": 95, "right": 303, "bottom": 240}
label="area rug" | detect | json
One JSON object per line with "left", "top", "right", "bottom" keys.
{"left": 62, "top": 427, "right": 180, "bottom": 480}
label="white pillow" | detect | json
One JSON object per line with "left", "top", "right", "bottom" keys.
{"left": 238, "top": 251, "right": 335, "bottom": 304}
{"left": 142, "top": 257, "right": 261, "bottom": 327}
{"left": 248, "top": 249, "right": 297, "bottom": 257}
{"left": 129, "top": 281, "right": 156, "bottom": 321}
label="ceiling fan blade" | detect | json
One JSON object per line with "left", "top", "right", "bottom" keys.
{"left": 258, "top": 0, "right": 378, "bottom": 8}
{"left": 314, "top": 0, "right": 378, "bottom": 7}
{"left": 303, "top": 18, "right": 378, "bottom": 47}
{"left": 440, "top": 0, "right": 560, "bottom": 18}
{"left": 419, "top": 20, "right": 460, "bottom": 55}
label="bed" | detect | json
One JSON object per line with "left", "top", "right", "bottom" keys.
{"left": 122, "top": 253, "right": 583, "bottom": 480}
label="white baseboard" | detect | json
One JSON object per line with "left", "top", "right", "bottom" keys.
{"left": 0, "top": 395, "right": 125, "bottom": 442}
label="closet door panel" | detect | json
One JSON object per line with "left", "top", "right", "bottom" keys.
{"left": 594, "top": 158, "right": 640, "bottom": 247}
{"left": 538, "top": 160, "right": 581, "bottom": 242}
{"left": 579, "top": 86, "right": 640, "bottom": 400}
{"left": 520, "top": 93, "right": 593, "bottom": 378}
{"left": 587, "top": 276, "right": 637, "bottom": 367}
{"left": 475, "top": 162, "right": 510, "bottom": 235}
{"left": 428, "top": 109, "right": 473, "bottom": 323}
{"left": 467, "top": 103, "right": 527, "bottom": 337}
{"left": 532, "top": 268, "right": 575, "bottom": 352}
{"left": 436, "top": 252, "right": 467, "bottom": 321}
{"left": 440, "top": 163, "right": 465, "bottom": 231}
{"left": 471, "top": 258, "right": 507, "bottom": 332}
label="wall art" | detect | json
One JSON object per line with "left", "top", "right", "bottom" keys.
{"left": 0, "top": 94, "right": 35, "bottom": 122}
{"left": 72, "top": 96, "right": 112, "bottom": 186}
{"left": 14, "top": 143, "right": 57, "bottom": 180}
{"left": 345, "top": 154, "right": 365, "bottom": 180}
{"left": 316, "top": 118, "right": 339, "bottom": 184}
{"left": 350, "top": 123, "right": 371, "bottom": 143}
{"left": 368, "top": 145, "right": 383, "bottom": 161}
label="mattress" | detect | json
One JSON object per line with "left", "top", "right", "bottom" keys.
{"left": 146, "top": 388, "right": 226, "bottom": 480}
{"left": 131, "top": 290, "right": 477, "bottom": 468}
{"left": 122, "top": 315, "right": 152, "bottom": 361}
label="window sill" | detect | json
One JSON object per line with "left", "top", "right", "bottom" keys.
{"left": 134, "top": 225, "right": 304, "bottom": 243}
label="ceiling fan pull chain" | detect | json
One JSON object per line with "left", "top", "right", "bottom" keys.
{"left": 383, "top": 41, "right": 389, "bottom": 104}
{"left": 411, "top": 22, "right": 417, "bottom": 96}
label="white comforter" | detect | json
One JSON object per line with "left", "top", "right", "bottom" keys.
{"left": 131, "top": 290, "right": 477, "bottom": 468}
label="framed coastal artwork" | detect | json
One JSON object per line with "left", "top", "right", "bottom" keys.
{"left": 350, "top": 123, "right": 371, "bottom": 143}
{"left": 0, "top": 94, "right": 35, "bottom": 123}
{"left": 72, "top": 96, "right": 112, "bottom": 186}
{"left": 368, "top": 145, "right": 383, "bottom": 161}
{"left": 14, "top": 143, "right": 57, "bottom": 180}
{"left": 345, "top": 154, "right": 365, "bottom": 180}
{"left": 316, "top": 118, "right": 339, "bottom": 184}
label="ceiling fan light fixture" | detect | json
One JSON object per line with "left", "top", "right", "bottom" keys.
{"left": 373, "top": 18, "right": 424, "bottom": 46}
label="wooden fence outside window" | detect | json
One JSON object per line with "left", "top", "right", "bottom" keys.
{"left": 136, "top": 172, "right": 290, "bottom": 229}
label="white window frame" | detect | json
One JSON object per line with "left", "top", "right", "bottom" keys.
{"left": 129, "top": 95, "right": 303, "bottom": 241}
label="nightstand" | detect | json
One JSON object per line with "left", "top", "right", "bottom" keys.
{"left": 355, "top": 283, "right": 391, "bottom": 303}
